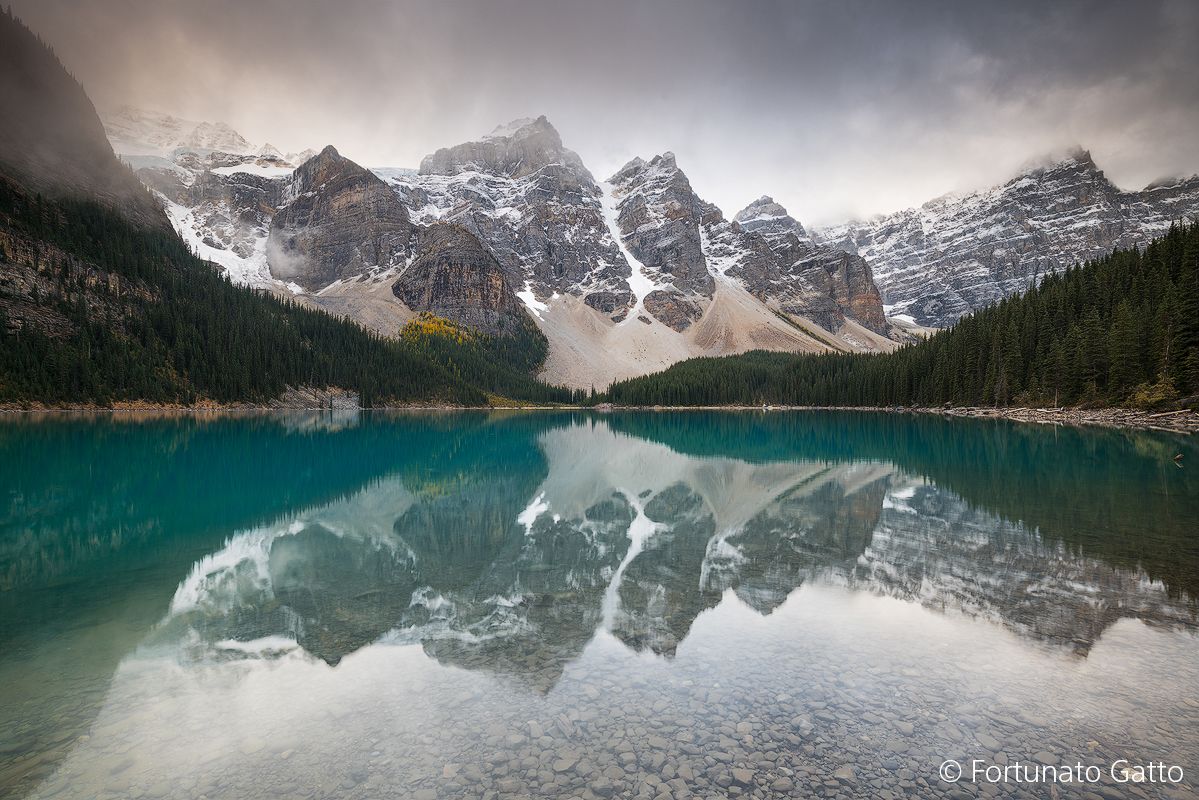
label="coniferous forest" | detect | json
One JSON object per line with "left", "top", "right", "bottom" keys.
{"left": 604, "top": 223, "right": 1199, "bottom": 409}
{"left": 0, "top": 177, "right": 580, "bottom": 407}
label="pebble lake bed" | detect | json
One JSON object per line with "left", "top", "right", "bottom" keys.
{"left": 1, "top": 410, "right": 1196, "bottom": 800}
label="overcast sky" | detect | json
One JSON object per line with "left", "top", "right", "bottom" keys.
{"left": 12, "top": 0, "right": 1199, "bottom": 225}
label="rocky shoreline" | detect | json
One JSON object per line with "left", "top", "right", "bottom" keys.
{"left": 594, "top": 404, "right": 1199, "bottom": 434}
{"left": 909, "top": 405, "right": 1199, "bottom": 434}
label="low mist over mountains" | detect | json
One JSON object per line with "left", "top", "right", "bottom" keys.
{"left": 0, "top": 23, "right": 163, "bottom": 228}
{"left": 0, "top": 8, "right": 577, "bottom": 408}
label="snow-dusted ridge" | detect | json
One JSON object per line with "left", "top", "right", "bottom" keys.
{"left": 814, "top": 148, "right": 1199, "bottom": 327}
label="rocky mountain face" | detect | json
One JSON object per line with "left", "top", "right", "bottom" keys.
{"left": 268, "top": 146, "right": 419, "bottom": 291}
{"left": 105, "top": 112, "right": 313, "bottom": 288}
{"left": 815, "top": 149, "right": 1199, "bottom": 327}
{"left": 106, "top": 110, "right": 900, "bottom": 386}
{"left": 609, "top": 154, "right": 716, "bottom": 298}
{"left": 393, "top": 116, "right": 632, "bottom": 314}
{"left": 734, "top": 196, "right": 887, "bottom": 333}
{"left": 104, "top": 112, "right": 537, "bottom": 336}
{"left": 394, "top": 224, "right": 528, "bottom": 336}
{"left": 601, "top": 153, "right": 891, "bottom": 337}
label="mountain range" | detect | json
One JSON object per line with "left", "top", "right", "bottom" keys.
{"left": 814, "top": 149, "right": 1199, "bottom": 327}
{"left": 4, "top": 3, "right": 1197, "bottom": 405}
{"left": 101, "top": 105, "right": 1199, "bottom": 383}
{"left": 100, "top": 108, "right": 903, "bottom": 389}
{"left": 0, "top": 8, "right": 580, "bottom": 409}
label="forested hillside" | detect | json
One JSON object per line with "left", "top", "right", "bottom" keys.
{"left": 0, "top": 178, "right": 577, "bottom": 406}
{"left": 605, "top": 223, "right": 1199, "bottom": 408}
{"left": 0, "top": 8, "right": 576, "bottom": 408}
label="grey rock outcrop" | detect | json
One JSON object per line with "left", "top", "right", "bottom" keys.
{"left": 642, "top": 290, "right": 704, "bottom": 332}
{"left": 392, "top": 223, "right": 532, "bottom": 336}
{"left": 735, "top": 196, "right": 887, "bottom": 333}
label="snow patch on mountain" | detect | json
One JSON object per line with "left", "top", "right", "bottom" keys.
{"left": 516, "top": 281, "right": 550, "bottom": 318}
{"left": 600, "top": 181, "right": 662, "bottom": 320}
{"left": 163, "top": 197, "right": 288, "bottom": 290}
{"left": 210, "top": 163, "right": 295, "bottom": 179}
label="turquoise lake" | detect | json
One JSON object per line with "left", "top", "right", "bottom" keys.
{"left": 1, "top": 411, "right": 1197, "bottom": 800}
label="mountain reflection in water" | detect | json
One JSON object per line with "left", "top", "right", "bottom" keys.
{"left": 152, "top": 417, "right": 1195, "bottom": 684}
{"left": 0, "top": 411, "right": 1196, "bottom": 800}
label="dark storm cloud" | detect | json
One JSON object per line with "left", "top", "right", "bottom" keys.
{"left": 10, "top": 0, "right": 1199, "bottom": 225}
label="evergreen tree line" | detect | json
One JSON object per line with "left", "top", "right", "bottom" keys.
{"left": 604, "top": 223, "right": 1199, "bottom": 408}
{"left": 0, "top": 178, "right": 581, "bottom": 406}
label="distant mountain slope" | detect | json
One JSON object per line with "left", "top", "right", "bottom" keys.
{"left": 816, "top": 149, "right": 1199, "bottom": 327}
{"left": 0, "top": 9, "right": 573, "bottom": 407}
{"left": 102, "top": 105, "right": 254, "bottom": 157}
{"left": 102, "top": 105, "right": 314, "bottom": 164}
{"left": 606, "top": 222, "right": 1199, "bottom": 410}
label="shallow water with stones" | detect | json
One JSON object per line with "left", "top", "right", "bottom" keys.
{"left": 1, "top": 410, "right": 1197, "bottom": 800}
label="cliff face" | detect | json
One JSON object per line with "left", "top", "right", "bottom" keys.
{"left": 605, "top": 159, "right": 892, "bottom": 336}
{"left": 267, "top": 146, "right": 419, "bottom": 290}
{"left": 393, "top": 224, "right": 530, "bottom": 336}
{"left": 0, "top": 10, "right": 164, "bottom": 228}
{"left": 609, "top": 153, "right": 716, "bottom": 299}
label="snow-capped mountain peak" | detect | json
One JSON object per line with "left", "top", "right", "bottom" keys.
{"left": 419, "top": 114, "right": 587, "bottom": 179}
{"left": 483, "top": 116, "right": 543, "bottom": 140}
{"left": 734, "top": 196, "right": 810, "bottom": 242}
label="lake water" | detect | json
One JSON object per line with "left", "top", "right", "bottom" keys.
{"left": 1, "top": 411, "right": 1197, "bottom": 800}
